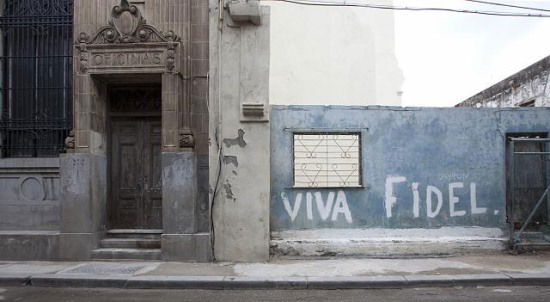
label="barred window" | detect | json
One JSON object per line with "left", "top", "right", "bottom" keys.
{"left": 293, "top": 133, "right": 361, "bottom": 188}
{"left": 0, "top": 0, "right": 73, "bottom": 157}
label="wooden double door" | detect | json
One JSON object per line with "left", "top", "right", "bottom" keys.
{"left": 109, "top": 117, "right": 162, "bottom": 229}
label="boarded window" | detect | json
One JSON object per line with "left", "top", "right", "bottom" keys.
{"left": 294, "top": 133, "right": 361, "bottom": 188}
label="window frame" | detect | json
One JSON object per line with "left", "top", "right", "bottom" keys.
{"left": 0, "top": 0, "right": 74, "bottom": 158}
{"left": 292, "top": 131, "right": 363, "bottom": 189}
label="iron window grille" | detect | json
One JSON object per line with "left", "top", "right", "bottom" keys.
{"left": 0, "top": 0, "right": 73, "bottom": 158}
{"left": 293, "top": 133, "right": 362, "bottom": 188}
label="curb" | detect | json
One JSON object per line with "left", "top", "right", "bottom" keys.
{"left": 31, "top": 274, "right": 128, "bottom": 288}
{"left": 126, "top": 276, "right": 227, "bottom": 289}
{"left": 0, "top": 274, "right": 30, "bottom": 286}
{"left": 0, "top": 273, "right": 549, "bottom": 289}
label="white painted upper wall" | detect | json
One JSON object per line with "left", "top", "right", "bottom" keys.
{"left": 263, "top": 0, "right": 403, "bottom": 106}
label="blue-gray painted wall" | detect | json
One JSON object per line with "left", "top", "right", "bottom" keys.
{"left": 270, "top": 105, "right": 550, "bottom": 231}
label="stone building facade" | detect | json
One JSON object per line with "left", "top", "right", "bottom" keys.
{"left": 0, "top": 0, "right": 271, "bottom": 263}
{"left": 0, "top": 0, "right": 211, "bottom": 261}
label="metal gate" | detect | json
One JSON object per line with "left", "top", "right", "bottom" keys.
{"left": 508, "top": 136, "right": 550, "bottom": 249}
{"left": 0, "top": 0, "right": 73, "bottom": 157}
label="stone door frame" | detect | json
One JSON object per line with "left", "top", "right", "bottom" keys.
{"left": 58, "top": 0, "right": 211, "bottom": 259}
{"left": 73, "top": 40, "right": 192, "bottom": 154}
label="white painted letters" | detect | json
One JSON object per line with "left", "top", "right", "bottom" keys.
{"left": 470, "top": 183, "right": 487, "bottom": 215}
{"left": 306, "top": 192, "right": 314, "bottom": 220}
{"left": 426, "top": 185, "right": 443, "bottom": 218}
{"left": 449, "top": 182, "right": 466, "bottom": 217}
{"left": 282, "top": 192, "right": 302, "bottom": 222}
{"left": 382, "top": 176, "right": 489, "bottom": 220}
{"left": 282, "top": 176, "right": 491, "bottom": 225}
{"left": 315, "top": 192, "right": 335, "bottom": 220}
{"left": 385, "top": 176, "right": 407, "bottom": 218}
{"left": 281, "top": 191, "right": 353, "bottom": 223}
{"left": 412, "top": 182, "right": 421, "bottom": 218}
{"left": 331, "top": 191, "right": 353, "bottom": 223}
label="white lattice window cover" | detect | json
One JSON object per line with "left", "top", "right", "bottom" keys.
{"left": 293, "top": 133, "right": 361, "bottom": 188}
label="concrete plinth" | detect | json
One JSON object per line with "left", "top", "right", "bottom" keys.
{"left": 59, "top": 153, "right": 107, "bottom": 260}
{"left": 0, "top": 231, "right": 59, "bottom": 260}
{"left": 162, "top": 152, "right": 210, "bottom": 261}
{"left": 58, "top": 233, "right": 99, "bottom": 260}
{"left": 162, "top": 152, "right": 197, "bottom": 234}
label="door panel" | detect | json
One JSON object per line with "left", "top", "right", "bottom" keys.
{"left": 111, "top": 120, "right": 142, "bottom": 229}
{"left": 110, "top": 118, "right": 162, "bottom": 229}
{"left": 142, "top": 120, "right": 163, "bottom": 229}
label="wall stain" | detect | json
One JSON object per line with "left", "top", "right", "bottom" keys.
{"left": 223, "top": 129, "right": 247, "bottom": 148}
{"left": 223, "top": 156, "right": 239, "bottom": 167}
{"left": 224, "top": 181, "right": 236, "bottom": 201}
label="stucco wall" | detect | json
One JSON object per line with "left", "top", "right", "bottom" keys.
{"left": 209, "top": 1, "right": 271, "bottom": 262}
{"left": 271, "top": 106, "right": 550, "bottom": 231}
{"left": 264, "top": 1, "right": 403, "bottom": 106}
{"left": 270, "top": 106, "right": 550, "bottom": 256}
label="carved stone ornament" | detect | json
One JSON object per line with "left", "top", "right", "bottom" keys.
{"left": 78, "top": 42, "right": 89, "bottom": 73}
{"left": 64, "top": 130, "right": 75, "bottom": 152}
{"left": 179, "top": 131, "right": 195, "bottom": 148}
{"left": 78, "top": 0, "right": 180, "bottom": 44}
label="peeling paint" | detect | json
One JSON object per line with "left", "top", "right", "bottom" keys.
{"left": 223, "top": 156, "right": 239, "bottom": 167}
{"left": 223, "top": 129, "right": 247, "bottom": 148}
{"left": 224, "top": 181, "right": 236, "bottom": 201}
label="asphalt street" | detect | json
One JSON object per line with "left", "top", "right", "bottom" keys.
{"left": 1, "top": 286, "right": 550, "bottom": 302}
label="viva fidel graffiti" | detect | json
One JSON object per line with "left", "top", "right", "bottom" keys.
{"left": 281, "top": 175, "right": 497, "bottom": 224}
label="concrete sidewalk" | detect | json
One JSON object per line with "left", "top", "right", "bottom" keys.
{"left": 2, "top": 252, "right": 550, "bottom": 289}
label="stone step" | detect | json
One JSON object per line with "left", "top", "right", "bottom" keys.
{"left": 100, "top": 238, "right": 161, "bottom": 249}
{"left": 91, "top": 248, "right": 162, "bottom": 260}
{"left": 106, "top": 229, "right": 162, "bottom": 239}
